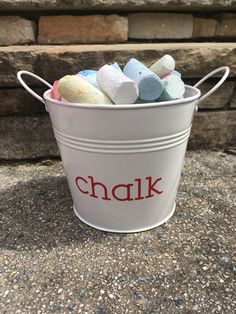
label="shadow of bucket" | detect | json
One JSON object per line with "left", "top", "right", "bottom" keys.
{"left": 17, "top": 66, "right": 229, "bottom": 233}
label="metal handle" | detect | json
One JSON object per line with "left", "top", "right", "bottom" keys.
{"left": 194, "top": 66, "right": 230, "bottom": 103}
{"left": 17, "top": 67, "right": 230, "bottom": 109}
{"left": 17, "top": 70, "right": 53, "bottom": 110}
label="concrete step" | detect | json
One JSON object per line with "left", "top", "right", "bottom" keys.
{"left": 0, "top": 0, "right": 235, "bottom": 12}
{"left": 0, "top": 43, "right": 235, "bottom": 87}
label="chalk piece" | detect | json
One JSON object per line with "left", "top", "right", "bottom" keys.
{"left": 172, "top": 70, "right": 181, "bottom": 78}
{"left": 79, "top": 70, "right": 96, "bottom": 77}
{"left": 78, "top": 70, "right": 100, "bottom": 89}
{"left": 163, "top": 70, "right": 181, "bottom": 79}
{"left": 135, "top": 97, "right": 152, "bottom": 104}
{"left": 97, "top": 64, "right": 139, "bottom": 104}
{"left": 157, "top": 74, "right": 185, "bottom": 101}
{"left": 150, "top": 55, "right": 175, "bottom": 78}
{"left": 123, "top": 58, "right": 163, "bottom": 101}
{"left": 51, "top": 80, "right": 61, "bottom": 101}
{"left": 111, "top": 62, "right": 123, "bottom": 73}
{"left": 58, "top": 75, "right": 113, "bottom": 104}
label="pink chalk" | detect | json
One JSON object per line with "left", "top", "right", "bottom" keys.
{"left": 162, "top": 70, "right": 181, "bottom": 79}
{"left": 51, "top": 80, "right": 61, "bottom": 101}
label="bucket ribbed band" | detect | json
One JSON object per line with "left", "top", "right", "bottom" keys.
{"left": 53, "top": 127, "right": 191, "bottom": 154}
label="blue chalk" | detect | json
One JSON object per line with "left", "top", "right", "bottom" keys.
{"left": 79, "top": 70, "right": 96, "bottom": 77}
{"left": 79, "top": 70, "right": 100, "bottom": 89}
{"left": 172, "top": 70, "right": 181, "bottom": 78}
{"left": 123, "top": 58, "right": 163, "bottom": 101}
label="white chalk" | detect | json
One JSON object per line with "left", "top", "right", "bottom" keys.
{"left": 150, "top": 55, "right": 175, "bottom": 78}
{"left": 123, "top": 58, "right": 163, "bottom": 101}
{"left": 157, "top": 74, "right": 185, "bottom": 101}
{"left": 97, "top": 64, "right": 139, "bottom": 104}
{"left": 111, "top": 62, "right": 123, "bottom": 73}
{"left": 58, "top": 75, "right": 113, "bottom": 104}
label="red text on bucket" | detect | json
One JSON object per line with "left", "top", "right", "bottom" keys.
{"left": 75, "top": 176, "right": 163, "bottom": 202}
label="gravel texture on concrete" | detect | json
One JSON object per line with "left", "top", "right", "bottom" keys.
{"left": 0, "top": 151, "right": 235, "bottom": 313}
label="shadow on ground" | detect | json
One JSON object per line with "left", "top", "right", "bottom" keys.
{"left": 0, "top": 175, "right": 120, "bottom": 251}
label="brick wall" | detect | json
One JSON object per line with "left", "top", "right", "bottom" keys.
{"left": 0, "top": 0, "right": 235, "bottom": 159}
{"left": 0, "top": 13, "right": 236, "bottom": 46}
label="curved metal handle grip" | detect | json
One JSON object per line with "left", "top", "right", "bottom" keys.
{"left": 194, "top": 66, "right": 230, "bottom": 103}
{"left": 17, "top": 71, "right": 53, "bottom": 109}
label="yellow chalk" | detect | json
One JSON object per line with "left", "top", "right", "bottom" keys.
{"left": 58, "top": 75, "right": 113, "bottom": 104}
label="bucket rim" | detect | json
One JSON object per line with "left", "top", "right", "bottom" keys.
{"left": 43, "top": 84, "right": 201, "bottom": 109}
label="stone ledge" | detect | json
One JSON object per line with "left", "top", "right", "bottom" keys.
{"left": 0, "top": 111, "right": 235, "bottom": 159}
{"left": 185, "top": 80, "right": 236, "bottom": 109}
{"left": 0, "top": 88, "right": 46, "bottom": 115}
{"left": 230, "top": 87, "right": 236, "bottom": 108}
{"left": 0, "top": 43, "right": 235, "bottom": 87}
{"left": 1, "top": 81, "right": 235, "bottom": 116}
{"left": 189, "top": 111, "right": 236, "bottom": 149}
{"left": 0, "top": 115, "right": 58, "bottom": 159}
{"left": 0, "top": 0, "right": 235, "bottom": 11}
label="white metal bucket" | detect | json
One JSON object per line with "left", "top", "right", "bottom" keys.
{"left": 17, "top": 67, "right": 229, "bottom": 233}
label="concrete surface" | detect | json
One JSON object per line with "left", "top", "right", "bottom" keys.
{"left": 0, "top": 150, "right": 235, "bottom": 313}
{"left": 1, "top": 0, "right": 235, "bottom": 12}
{"left": 1, "top": 43, "right": 236, "bottom": 87}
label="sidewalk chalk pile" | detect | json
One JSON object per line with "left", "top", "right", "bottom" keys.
{"left": 97, "top": 64, "right": 139, "bottom": 104}
{"left": 58, "top": 75, "right": 112, "bottom": 104}
{"left": 124, "top": 58, "right": 163, "bottom": 101}
{"left": 53, "top": 54, "right": 185, "bottom": 105}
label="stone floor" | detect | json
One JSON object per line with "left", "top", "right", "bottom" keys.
{"left": 0, "top": 151, "right": 235, "bottom": 314}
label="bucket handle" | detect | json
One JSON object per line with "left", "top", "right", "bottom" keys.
{"left": 17, "top": 70, "right": 53, "bottom": 111}
{"left": 194, "top": 66, "right": 230, "bottom": 105}
{"left": 17, "top": 67, "right": 230, "bottom": 109}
